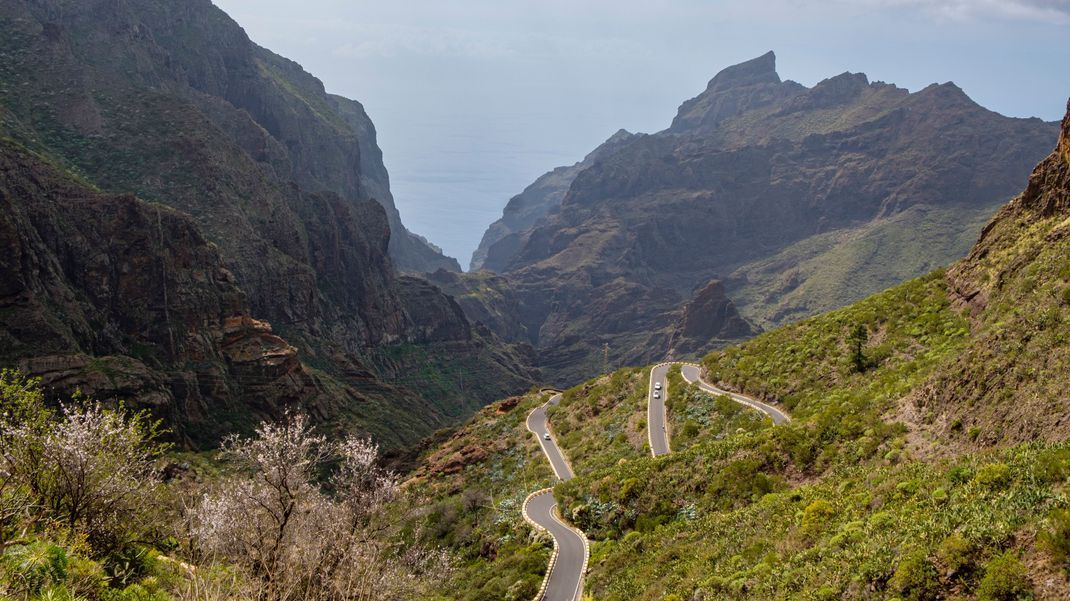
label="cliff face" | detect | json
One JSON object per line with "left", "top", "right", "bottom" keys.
{"left": 471, "top": 129, "right": 638, "bottom": 271}
{"left": 0, "top": 0, "right": 533, "bottom": 446}
{"left": 906, "top": 99, "right": 1070, "bottom": 448}
{"left": 472, "top": 52, "right": 1058, "bottom": 385}
{"left": 0, "top": 140, "right": 345, "bottom": 445}
{"left": 0, "top": 0, "right": 455, "bottom": 274}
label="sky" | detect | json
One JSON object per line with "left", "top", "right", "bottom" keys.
{"left": 212, "top": 0, "right": 1070, "bottom": 268}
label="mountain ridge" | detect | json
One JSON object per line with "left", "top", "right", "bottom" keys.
{"left": 468, "top": 51, "right": 1057, "bottom": 386}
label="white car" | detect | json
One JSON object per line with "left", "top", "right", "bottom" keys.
{"left": 655, "top": 382, "right": 663, "bottom": 391}
{"left": 543, "top": 433, "right": 551, "bottom": 441}
{"left": 653, "top": 391, "right": 661, "bottom": 399}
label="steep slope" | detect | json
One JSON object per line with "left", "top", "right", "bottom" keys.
{"left": 0, "top": 0, "right": 533, "bottom": 446}
{"left": 471, "top": 128, "right": 638, "bottom": 271}
{"left": 0, "top": 137, "right": 450, "bottom": 449}
{"left": 909, "top": 97, "right": 1070, "bottom": 450}
{"left": 413, "top": 100, "right": 1070, "bottom": 600}
{"left": 473, "top": 52, "right": 1056, "bottom": 385}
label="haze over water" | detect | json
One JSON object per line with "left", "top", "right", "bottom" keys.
{"left": 214, "top": 0, "right": 1070, "bottom": 267}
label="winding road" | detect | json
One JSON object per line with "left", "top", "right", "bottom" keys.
{"left": 521, "top": 363, "right": 790, "bottom": 600}
{"left": 680, "top": 364, "right": 791, "bottom": 425}
{"left": 523, "top": 393, "right": 588, "bottom": 601}
{"left": 527, "top": 393, "right": 574, "bottom": 480}
{"left": 649, "top": 362, "right": 791, "bottom": 457}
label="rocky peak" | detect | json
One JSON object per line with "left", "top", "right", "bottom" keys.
{"left": 1019, "top": 98, "right": 1070, "bottom": 217}
{"left": 706, "top": 50, "right": 780, "bottom": 92}
{"left": 670, "top": 51, "right": 801, "bottom": 133}
{"left": 669, "top": 280, "right": 756, "bottom": 356}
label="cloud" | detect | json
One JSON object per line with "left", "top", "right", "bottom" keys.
{"left": 844, "top": 0, "right": 1070, "bottom": 23}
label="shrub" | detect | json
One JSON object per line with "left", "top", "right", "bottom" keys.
{"left": 948, "top": 465, "right": 974, "bottom": 484}
{"left": 1038, "top": 509, "right": 1070, "bottom": 565}
{"left": 504, "top": 578, "right": 536, "bottom": 601}
{"left": 974, "top": 463, "right": 1013, "bottom": 490}
{"left": 188, "top": 413, "right": 452, "bottom": 600}
{"left": 888, "top": 550, "right": 938, "bottom": 600}
{"left": 976, "top": 552, "right": 1032, "bottom": 600}
{"left": 1032, "top": 448, "right": 1070, "bottom": 484}
{"left": 1, "top": 372, "right": 167, "bottom": 555}
{"left": 2, "top": 541, "right": 69, "bottom": 596}
{"left": 931, "top": 488, "right": 949, "bottom": 504}
{"left": 682, "top": 421, "right": 700, "bottom": 439}
{"left": 801, "top": 500, "right": 837, "bottom": 536}
{"left": 936, "top": 533, "right": 973, "bottom": 574}
{"left": 619, "top": 478, "right": 640, "bottom": 501}
{"left": 622, "top": 531, "right": 643, "bottom": 551}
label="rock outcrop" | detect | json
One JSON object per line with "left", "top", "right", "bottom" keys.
{"left": 471, "top": 52, "right": 1058, "bottom": 385}
{"left": 669, "top": 281, "right": 756, "bottom": 356}
{"left": 0, "top": 140, "right": 328, "bottom": 445}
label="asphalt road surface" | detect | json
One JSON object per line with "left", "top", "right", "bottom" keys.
{"left": 680, "top": 364, "right": 791, "bottom": 425}
{"left": 524, "top": 393, "right": 586, "bottom": 600}
{"left": 648, "top": 363, "right": 672, "bottom": 457}
{"left": 524, "top": 490, "right": 586, "bottom": 601}
{"left": 527, "top": 393, "right": 574, "bottom": 480}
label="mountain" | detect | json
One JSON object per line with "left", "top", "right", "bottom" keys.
{"left": 470, "top": 128, "right": 639, "bottom": 272}
{"left": 0, "top": 0, "right": 533, "bottom": 448}
{"left": 410, "top": 98, "right": 1070, "bottom": 600}
{"left": 470, "top": 51, "right": 1057, "bottom": 385}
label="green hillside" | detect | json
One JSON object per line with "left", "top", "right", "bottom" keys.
{"left": 406, "top": 102, "right": 1070, "bottom": 599}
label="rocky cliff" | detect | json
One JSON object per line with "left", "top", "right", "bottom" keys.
{"left": 0, "top": 138, "right": 450, "bottom": 448}
{"left": 0, "top": 0, "right": 455, "bottom": 274}
{"left": 906, "top": 98, "right": 1070, "bottom": 449}
{"left": 471, "top": 129, "right": 638, "bottom": 271}
{"left": 0, "top": 0, "right": 533, "bottom": 447}
{"left": 472, "top": 52, "right": 1057, "bottom": 385}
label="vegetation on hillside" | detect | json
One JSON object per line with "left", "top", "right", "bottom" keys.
{"left": 406, "top": 266, "right": 1070, "bottom": 599}
{"left": 398, "top": 392, "right": 559, "bottom": 601}
{"left": 0, "top": 371, "right": 448, "bottom": 600}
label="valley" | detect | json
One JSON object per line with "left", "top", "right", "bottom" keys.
{"left": 1, "top": 2, "right": 1069, "bottom": 600}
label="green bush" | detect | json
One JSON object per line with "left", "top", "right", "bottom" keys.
{"left": 976, "top": 552, "right": 1032, "bottom": 600}
{"left": 2, "top": 541, "right": 69, "bottom": 596}
{"left": 974, "top": 463, "right": 1012, "bottom": 490}
{"left": 931, "top": 488, "right": 949, "bottom": 504}
{"left": 504, "top": 578, "right": 537, "bottom": 601}
{"left": 936, "top": 532, "right": 973, "bottom": 574}
{"left": 801, "top": 499, "right": 837, "bottom": 536}
{"left": 1032, "top": 448, "right": 1070, "bottom": 484}
{"left": 888, "top": 550, "right": 938, "bottom": 600}
{"left": 1038, "top": 509, "right": 1070, "bottom": 565}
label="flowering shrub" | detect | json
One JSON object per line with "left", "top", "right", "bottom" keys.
{"left": 187, "top": 413, "right": 451, "bottom": 600}
{"left": 0, "top": 370, "right": 166, "bottom": 554}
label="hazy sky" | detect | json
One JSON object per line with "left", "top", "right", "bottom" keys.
{"left": 213, "top": 0, "right": 1069, "bottom": 267}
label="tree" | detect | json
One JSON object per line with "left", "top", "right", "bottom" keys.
{"left": 849, "top": 325, "right": 870, "bottom": 373}
{"left": 188, "top": 413, "right": 451, "bottom": 600}
{"left": 0, "top": 371, "right": 166, "bottom": 554}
